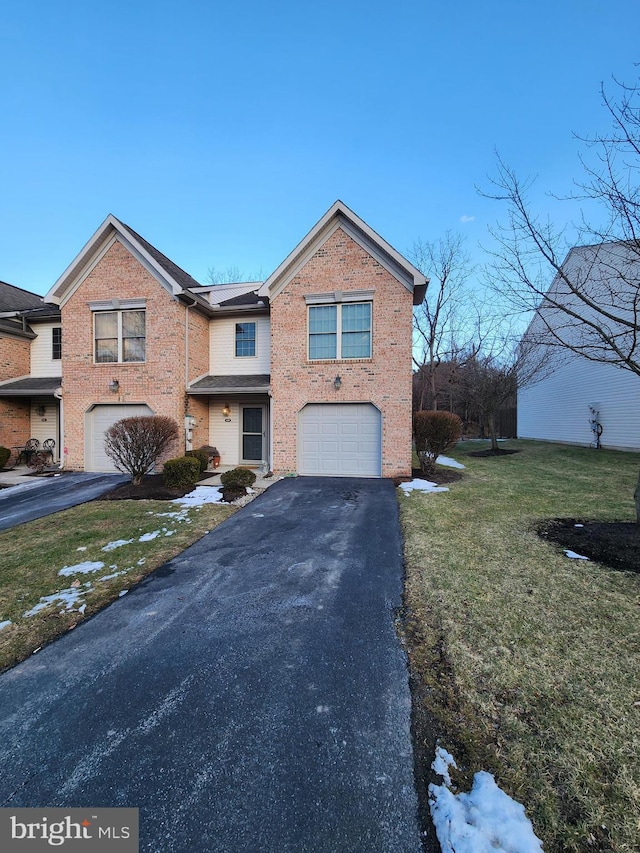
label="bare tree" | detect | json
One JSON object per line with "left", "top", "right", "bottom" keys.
{"left": 104, "top": 416, "right": 179, "bottom": 485}
{"left": 411, "top": 233, "right": 476, "bottom": 410}
{"left": 458, "top": 335, "right": 551, "bottom": 451}
{"left": 206, "top": 265, "right": 264, "bottom": 285}
{"left": 484, "top": 69, "right": 640, "bottom": 516}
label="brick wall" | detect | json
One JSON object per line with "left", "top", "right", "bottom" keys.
{"left": 0, "top": 336, "right": 32, "bottom": 456}
{"left": 270, "top": 227, "right": 413, "bottom": 478}
{"left": 185, "top": 305, "right": 210, "bottom": 450}
{"left": 61, "top": 239, "right": 190, "bottom": 470}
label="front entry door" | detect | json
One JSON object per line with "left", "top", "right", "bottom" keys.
{"left": 242, "top": 406, "right": 264, "bottom": 461}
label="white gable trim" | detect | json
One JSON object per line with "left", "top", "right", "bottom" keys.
{"left": 259, "top": 200, "right": 426, "bottom": 301}
{"left": 45, "top": 215, "right": 186, "bottom": 307}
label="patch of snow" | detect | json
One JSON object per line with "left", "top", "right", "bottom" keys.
{"left": 100, "top": 570, "right": 127, "bottom": 582}
{"left": 155, "top": 510, "right": 189, "bottom": 520}
{"left": 76, "top": 546, "right": 87, "bottom": 552}
{"left": 58, "top": 561, "right": 105, "bottom": 577}
{"left": 137, "top": 558, "right": 146, "bottom": 565}
{"left": 398, "top": 479, "right": 449, "bottom": 495}
{"left": 172, "top": 486, "right": 224, "bottom": 506}
{"left": 164, "top": 529, "right": 176, "bottom": 537}
{"left": 24, "top": 586, "right": 92, "bottom": 617}
{"left": 437, "top": 455, "right": 465, "bottom": 469}
{"left": 574, "top": 523, "right": 584, "bottom": 528}
{"left": 429, "top": 749, "right": 544, "bottom": 853}
{"left": 432, "top": 746, "right": 457, "bottom": 787}
{"left": 564, "top": 549, "right": 589, "bottom": 560}
{"left": 0, "top": 619, "right": 12, "bottom": 631}
{"left": 118, "top": 590, "right": 128, "bottom": 597}
{"left": 139, "top": 531, "right": 160, "bottom": 542}
{"left": 102, "top": 539, "right": 134, "bottom": 552}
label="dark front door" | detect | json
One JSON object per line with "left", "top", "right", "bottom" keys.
{"left": 242, "top": 406, "right": 263, "bottom": 461}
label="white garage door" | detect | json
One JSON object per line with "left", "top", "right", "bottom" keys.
{"left": 298, "top": 403, "right": 381, "bottom": 477}
{"left": 87, "top": 404, "right": 153, "bottom": 472}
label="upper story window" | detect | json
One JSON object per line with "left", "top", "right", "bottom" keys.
{"left": 235, "top": 322, "right": 256, "bottom": 357}
{"left": 308, "top": 302, "right": 372, "bottom": 360}
{"left": 94, "top": 309, "right": 146, "bottom": 363}
{"left": 52, "top": 327, "right": 62, "bottom": 360}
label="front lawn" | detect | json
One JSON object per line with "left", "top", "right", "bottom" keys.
{"left": 0, "top": 496, "right": 235, "bottom": 672}
{"left": 401, "top": 440, "right": 640, "bottom": 853}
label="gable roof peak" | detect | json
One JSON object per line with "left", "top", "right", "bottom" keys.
{"left": 45, "top": 215, "right": 202, "bottom": 305}
{"left": 259, "top": 200, "right": 427, "bottom": 303}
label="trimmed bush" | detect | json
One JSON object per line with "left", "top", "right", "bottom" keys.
{"left": 0, "top": 447, "right": 10, "bottom": 470}
{"left": 104, "top": 415, "right": 179, "bottom": 485}
{"left": 186, "top": 448, "right": 209, "bottom": 475}
{"left": 219, "top": 467, "right": 256, "bottom": 489}
{"left": 162, "top": 456, "right": 201, "bottom": 489}
{"left": 414, "top": 410, "right": 462, "bottom": 472}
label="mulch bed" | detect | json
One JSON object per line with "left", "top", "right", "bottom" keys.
{"left": 537, "top": 518, "right": 640, "bottom": 574}
{"left": 97, "top": 474, "right": 196, "bottom": 502}
{"left": 394, "top": 468, "right": 464, "bottom": 487}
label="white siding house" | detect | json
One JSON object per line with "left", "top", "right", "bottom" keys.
{"left": 518, "top": 243, "right": 640, "bottom": 451}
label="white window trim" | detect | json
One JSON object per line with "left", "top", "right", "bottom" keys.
{"left": 307, "top": 301, "right": 372, "bottom": 361}
{"left": 234, "top": 320, "right": 258, "bottom": 359}
{"left": 93, "top": 309, "right": 146, "bottom": 364}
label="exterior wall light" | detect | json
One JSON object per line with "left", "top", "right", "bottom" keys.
{"left": 334, "top": 375, "right": 342, "bottom": 391}
{"left": 109, "top": 379, "right": 120, "bottom": 393}
{"left": 36, "top": 405, "right": 46, "bottom": 416}
{"left": 222, "top": 404, "right": 231, "bottom": 417}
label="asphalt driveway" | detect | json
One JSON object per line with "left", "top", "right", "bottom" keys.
{"left": 0, "top": 477, "right": 422, "bottom": 852}
{"left": 0, "top": 471, "right": 128, "bottom": 530}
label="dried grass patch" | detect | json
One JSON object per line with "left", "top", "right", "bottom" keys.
{"left": 401, "top": 440, "right": 640, "bottom": 853}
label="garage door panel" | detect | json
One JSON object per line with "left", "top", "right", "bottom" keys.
{"left": 299, "top": 403, "right": 381, "bottom": 477}
{"left": 88, "top": 404, "right": 153, "bottom": 472}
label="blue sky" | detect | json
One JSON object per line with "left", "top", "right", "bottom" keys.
{"left": 1, "top": 0, "right": 639, "bottom": 295}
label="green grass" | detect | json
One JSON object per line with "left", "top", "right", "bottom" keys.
{"left": 0, "top": 498, "right": 235, "bottom": 672}
{"left": 401, "top": 440, "right": 640, "bottom": 853}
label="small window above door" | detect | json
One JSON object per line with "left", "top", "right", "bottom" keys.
{"left": 235, "top": 322, "right": 256, "bottom": 357}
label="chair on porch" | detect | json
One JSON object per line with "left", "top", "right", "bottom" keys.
{"left": 19, "top": 438, "right": 40, "bottom": 466}
{"left": 42, "top": 439, "right": 56, "bottom": 463}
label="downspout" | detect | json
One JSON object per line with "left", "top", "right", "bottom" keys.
{"left": 54, "top": 385, "right": 64, "bottom": 469}
{"left": 268, "top": 387, "right": 274, "bottom": 474}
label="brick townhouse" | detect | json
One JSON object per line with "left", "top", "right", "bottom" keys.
{"left": 0, "top": 201, "right": 426, "bottom": 478}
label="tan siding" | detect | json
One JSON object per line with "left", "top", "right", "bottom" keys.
{"left": 208, "top": 399, "right": 240, "bottom": 466}
{"left": 209, "top": 315, "right": 270, "bottom": 375}
{"left": 29, "top": 398, "right": 59, "bottom": 458}
{"left": 30, "top": 323, "right": 62, "bottom": 378}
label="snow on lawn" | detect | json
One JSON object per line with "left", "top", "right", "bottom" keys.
{"left": 102, "top": 539, "right": 134, "bottom": 552}
{"left": 171, "top": 486, "right": 224, "bottom": 506}
{"left": 0, "top": 620, "right": 12, "bottom": 631}
{"left": 24, "top": 586, "right": 92, "bottom": 617}
{"left": 139, "top": 530, "right": 160, "bottom": 542}
{"left": 564, "top": 549, "right": 589, "bottom": 560}
{"left": 429, "top": 747, "right": 544, "bottom": 853}
{"left": 399, "top": 479, "right": 449, "bottom": 495}
{"left": 437, "top": 455, "right": 465, "bottom": 469}
{"left": 58, "top": 561, "right": 105, "bottom": 577}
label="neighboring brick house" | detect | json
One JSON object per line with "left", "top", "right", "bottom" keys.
{"left": 0, "top": 281, "right": 62, "bottom": 460}
{"left": 0, "top": 201, "right": 426, "bottom": 477}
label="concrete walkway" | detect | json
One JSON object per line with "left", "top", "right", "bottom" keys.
{"left": 0, "top": 477, "right": 421, "bottom": 852}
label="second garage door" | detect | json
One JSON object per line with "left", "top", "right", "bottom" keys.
{"left": 86, "top": 404, "right": 154, "bottom": 472}
{"left": 298, "top": 403, "right": 381, "bottom": 477}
